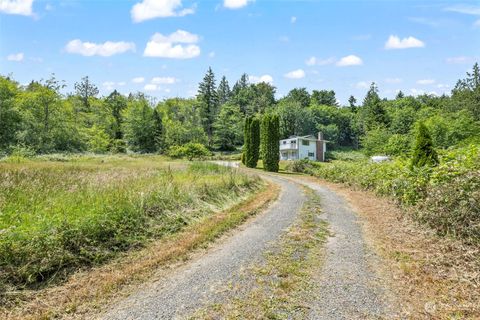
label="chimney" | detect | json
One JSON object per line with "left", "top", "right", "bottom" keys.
{"left": 318, "top": 132, "right": 324, "bottom": 141}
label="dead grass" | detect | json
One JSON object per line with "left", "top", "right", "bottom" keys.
{"left": 0, "top": 182, "right": 279, "bottom": 320}
{"left": 300, "top": 176, "right": 480, "bottom": 319}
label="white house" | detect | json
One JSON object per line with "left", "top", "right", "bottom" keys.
{"left": 279, "top": 132, "right": 327, "bottom": 162}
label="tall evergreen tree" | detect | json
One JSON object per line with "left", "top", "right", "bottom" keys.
{"left": 348, "top": 95, "right": 357, "bottom": 108}
{"left": 361, "top": 82, "right": 389, "bottom": 130}
{"left": 411, "top": 122, "right": 439, "bottom": 168}
{"left": 243, "top": 116, "right": 252, "bottom": 166}
{"left": 249, "top": 117, "right": 260, "bottom": 167}
{"left": 217, "top": 76, "right": 231, "bottom": 105}
{"left": 232, "top": 73, "right": 250, "bottom": 114}
{"left": 261, "top": 114, "right": 280, "bottom": 172}
{"left": 197, "top": 67, "right": 219, "bottom": 146}
{"left": 396, "top": 90, "right": 405, "bottom": 99}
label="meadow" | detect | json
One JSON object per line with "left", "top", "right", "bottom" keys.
{"left": 0, "top": 155, "right": 261, "bottom": 294}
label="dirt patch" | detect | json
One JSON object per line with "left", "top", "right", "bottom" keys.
{"left": 300, "top": 176, "right": 480, "bottom": 319}
{"left": 1, "top": 183, "right": 279, "bottom": 320}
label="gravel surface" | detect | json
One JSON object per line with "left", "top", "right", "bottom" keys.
{"left": 100, "top": 174, "right": 304, "bottom": 320}
{"left": 100, "top": 163, "right": 398, "bottom": 319}
{"left": 294, "top": 178, "right": 399, "bottom": 319}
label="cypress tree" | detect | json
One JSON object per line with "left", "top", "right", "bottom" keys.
{"left": 249, "top": 117, "right": 260, "bottom": 167}
{"left": 243, "top": 116, "right": 252, "bottom": 166}
{"left": 411, "top": 122, "right": 439, "bottom": 168}
{"left": 261, "top": 114, "right": 280, "bottom": 172}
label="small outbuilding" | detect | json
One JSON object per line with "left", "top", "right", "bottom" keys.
{"left": 279, "top": 132, "right": 327, "bottom": 162}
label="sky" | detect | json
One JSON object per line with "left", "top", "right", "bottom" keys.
{"left": 1, "top": 0, "right": 479, "bottom": 104}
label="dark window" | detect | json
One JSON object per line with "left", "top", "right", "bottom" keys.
{"left": 283, "top": 141, "right": 286, "bottom": 144}
{"left": 308, "top": 152, "right": 314, "bottom": 157}
{"left": 302, "top": 140, "right": 309, "bottom": 146}
{"left": 291, "top": 140, "right": 296, "bottom": 143}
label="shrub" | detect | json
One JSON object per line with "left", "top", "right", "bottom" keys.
{"left": 167, "top": 143, "right": 210, "bottom": 160}
{"left": 285, "top": 159, "right": 315, "bottom": 173}
{"left": 411, "top": 122, "right": 439, "bottom": 168}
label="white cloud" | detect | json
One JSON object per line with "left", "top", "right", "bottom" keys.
{"left": 7, "top": 52, "right": 24, "bottom": 61}
{"left": 446, "top": 56, "right": 472, "bottom": 64}
{"left": 385, "top": 77, "right": 402, "bottom": 84}
{"left": 144, "top": 84, "right": 158, "bottom": 91}
{"left": 444, "top": 5, "right": 480, "bottom": 15}
{"left": 65, "top": 39, "right": 135, "bottom": 57}
{"left": 102, "top": 81, "right": 116, "bottom": 91}
{"left": 355, "top": 81, "right": 369, "bottom": 89}
{"left": 103, "top": 81, "right": 126, "bottom": 91}
{"left": 417, "top": 79, "right": 435, "bottom": 85}
{"left": 143, "top": 30, "right": 201, "bottom": 59}
{"left": 249, "top": 74, "right": 273, "bottom": 84}
{"left": 291, "top": 16, "right": 296, "bottom": 23}
{"left": 208, "top": 51, "right": 215, "bottom": 58}
{"left": 223, "top": 0, "right": 254, "bottom": 9}
{"left": 336, "top": 55, "right": 363, "bottom": 67}
{"left": 131, "top": 0, "right": 194, "bottom": 23}
{"left": 0, "top": 0, "right": 33, "bottom": 16}
{"left": 151, "top": 76, "right": 177, "bottom": 84}
{"left": 474, "top": 19, "right": 480, "bottom": 28}
{"left": 437, "top": 83, "right": 450, "bottom": 89}
{"left": 410, "top": 88, "right": 425, "bottom": 96}
{"left": 385, "top": 35, "right": 425, "bottom": 49}
{"left": 284, "top": 69, "right": 305, "bottom": 79}
{"left": 132, "top": 77, "right": 145, "bottom": 83}
{"left": 305, "top": 56, "right": 336, "bottom": 66}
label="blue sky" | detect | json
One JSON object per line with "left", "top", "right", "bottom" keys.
{"left": 1, "top": 0, "right": 479, "bottom": 104}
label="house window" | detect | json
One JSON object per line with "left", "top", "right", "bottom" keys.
{"left": 283, "top": 141, "right": 286, "bottom": 144}
{"left": 302, "top": 140, "right": 309, "bottom": 146}
{"left": 308, "top": 152, "right": 314, "bottom": 157}
{"left": 291, "top": 140, "right": 296, "bottom": 143}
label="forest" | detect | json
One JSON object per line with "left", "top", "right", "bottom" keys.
{"left": 0, "top": 64, "right": 479, "bottom": 158}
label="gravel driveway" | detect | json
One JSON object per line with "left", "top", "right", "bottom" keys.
{"left": 100, "top": 174, "right": 305, "bottom": 320}
{"left": 100, "top": 166, "right": 398, "bottom": 319}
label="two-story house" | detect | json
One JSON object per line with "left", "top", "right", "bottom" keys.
{"left": 279, "top": 132, "right": 327, "bottom": 162}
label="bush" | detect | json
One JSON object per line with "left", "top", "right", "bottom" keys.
{"left": 167, "top": 143, "right": 211, "bottom": 160}
{"left": 311, "top": 145, "right": 480, "bottom": 244}
{"left": 285, "top": 159, "right": 316, "bottom": 173}
{"left": 260, "top": 114, "right": 280, "bottom": 172}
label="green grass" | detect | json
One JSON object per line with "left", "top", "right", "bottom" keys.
{"left": 0, "top": 155, "right": 261, "bottom": 292}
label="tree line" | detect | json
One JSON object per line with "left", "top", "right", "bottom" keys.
{"left": 0, "top": 63, "right": 479, "bottom": 157}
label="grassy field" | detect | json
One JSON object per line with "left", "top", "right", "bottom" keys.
{"left": 0, "top": 155, "right": 262, "bottom": 295}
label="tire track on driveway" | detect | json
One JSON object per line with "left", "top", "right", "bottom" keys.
{"left": 100, "top": 173, "right": 305, "bottom": 320}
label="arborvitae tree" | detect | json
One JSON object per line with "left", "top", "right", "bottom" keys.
{"left": 243, "top": 116, "right": 252, "bottom": 166}
{"left": 250, "top": 117, "right": 260, "bottom": 167}
{"left": 261, "top": 114, "right": 280, "bottom": 172}
{"left": 312, "top": 89, "right": 337, "bottom": 106}
{"left": 197, "top": 67, "right": 219, "bottom": 146}
{"left": 411, "top": 122, "right": 439, "bottom": 168}
{"left": 152, "top": 109, "right": 163, "bottom": 152}
{"left": 74, "top": 76, "right": 99, "bottom": 111}
{"left": 217, "top": 76, "right": 231, "bottom": 105}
